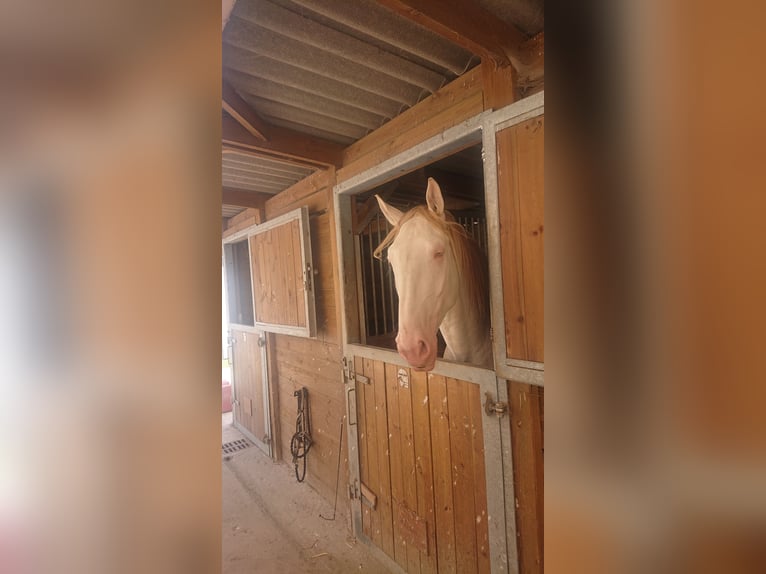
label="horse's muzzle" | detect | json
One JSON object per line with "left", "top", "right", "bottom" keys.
{"left": 396, "top": 333, "right": 436, "bottom": 372}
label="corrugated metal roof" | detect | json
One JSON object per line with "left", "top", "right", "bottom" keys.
{"left": 222, "top": 204, "right": 246, "bottom": 218}
{"left": 222, "top": 150, "right": 317, "bottom": 217}
{"left": 222, "top": 0, "right": 543, "bottom": 219}
{"left": 223, "top": 150, "right": 316, "bottom": 193}
{"left": 223, "top": 0, "right": 479, "bottom": 146}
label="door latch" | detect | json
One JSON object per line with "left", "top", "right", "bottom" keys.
{"left": 484, "top": 392, "right": 509, "bottom": 418}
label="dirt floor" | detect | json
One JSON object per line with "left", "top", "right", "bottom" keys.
{"left": 222, "top": 412, "right": 392, "bottom": 573}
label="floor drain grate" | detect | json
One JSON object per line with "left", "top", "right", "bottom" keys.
{"left": 222, "top": 438, "right": 251, "bottom": 455}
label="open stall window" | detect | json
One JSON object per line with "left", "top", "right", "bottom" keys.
{"left": 224, "top": 239, "right": 254, "bottom": 327}
{"left": 350, "top": 144, "right": 489, "bottom": 362}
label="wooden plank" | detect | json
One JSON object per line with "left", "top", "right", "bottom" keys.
{"left": 396, "top": 500, "right": 428, "bottom": 556}
{"left": 497, "top": 125, "right": 529, "bottom": 360}
{"left": 373, "top": 359, "right": 395, "bottom": 559}
{"left": 384, "top": 362, "right": 410, "bottom": 571}
{"left": 374, "top": 0, "right": 528, "bottom": 69}
{"left": 227, "top": 206, "right": 260, "bottom": 228}
{"left": 264, "top": 168, "right": 330, "bottom": 220}
{"left": 446, "top": 378, "right": 478, "bottom": 573}
{"left": 265, "top": 333, "right": 281, "bottom": 461}
{"left": 482, "top": 60, "right": 516, "bottom": 111}
{"left": 411, "top": 370, "right": 437, "bottom": 574}
{"left": 342, "top": 67, "right": 482, "bottom": 168}
{"left": 518, "top": 32, "right": 544, "bottom": 90}
{"left": 323, "top": 171, "right": 343, "bottom": 348}
{"left": 340, "top": 89, "right": 484, "bottom": 186}
{"left": 284, "top": 221, "right": 298, "bottom": 326}
{"left": 223, "top": 80, "right": 270, "bottom": 141}
{"left": 223, "top": 212, "right": 259, "bottom": 238}
{"left": 249, "top": 234, "right": 266, "bottom": 325}
{"left": 223, "top": 113, "right": 344, "bottom": 168}
{"left": 292, "top": 219, "right": 307, "bottom": 328}
{"left": 516, "top": 117, "right": 545, "bottom": 362}
{"left": 508, "top": 381, "right": 544, "bottom": 574}
{"left": 468, "top": 384, "right": 490, "bottom": 574}
{"left": 355, "top": 356, "right": 371, "bottom": 539}
{"left": 362, "top": 357, "right": 382, "bottom": 547}
{"left": 428, "top": 373, "right": 456, "bottom": 573}
{"left": 395, "top": 365, "right": 423, "bottom": 574}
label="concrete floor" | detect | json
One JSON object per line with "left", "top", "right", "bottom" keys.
{"left": 222, "top": 412, "right": 391, "bottom": 573}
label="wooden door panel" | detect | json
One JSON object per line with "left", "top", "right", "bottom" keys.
{"left": 354, "top": 358, "right": 490, "bottom": 574}
{"left": 232, "top": 329, "right": 269, "bottom": 453}
{"left": 507, "top": 380, "right": 544, "bottom": 574}
{"left": 247, "top": 207, "right": 316, "bottom": 336}
{"left": 497, "top": 116, "right": 545, "bottom": 363}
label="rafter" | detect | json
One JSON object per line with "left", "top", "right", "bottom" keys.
{"left": 222, "top": 113, "right": 344, "bottom": 168}
{"left": 374, "top": 0, "right": 531, "bottom": 70}
{"left": 222, "top": 80, "right": 270, "bottom": 141}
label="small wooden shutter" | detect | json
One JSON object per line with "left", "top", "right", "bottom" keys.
{"left": 248, "top": 206, "right": 317, "bottom": 337}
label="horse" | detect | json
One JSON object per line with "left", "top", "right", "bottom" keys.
{"left": 374, "top": 178, "right": 492, "bottom": 371}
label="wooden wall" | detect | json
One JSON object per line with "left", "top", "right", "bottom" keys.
{"left": 223, "top": 168, "right": 349, "bottom": 517}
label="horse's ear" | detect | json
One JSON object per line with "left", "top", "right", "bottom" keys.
{"left": 376, "top": 194, "right": 403, "bottom": 226}
{"left": 426, "top": 178, "right": 445, "bottom": 217}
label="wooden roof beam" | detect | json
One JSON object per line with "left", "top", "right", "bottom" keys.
{"left": 222, "top": 113, "right": 344, "bottom": 168}
{"left": 222, "top": 80, "right": 270, "bottom": 141}
{"left": 374, "top": 0, "right": 533, "bottom": 71}
{"left": 222, "top": 187, "right": 272, "bottom": 209}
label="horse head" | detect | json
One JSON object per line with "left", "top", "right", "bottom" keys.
{"left": 375, "top": 178, "right": 460, "bottom": 372}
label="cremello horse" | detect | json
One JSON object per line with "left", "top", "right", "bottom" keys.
{"left": 374, "top": 178, "right": 492, "bottom": 371}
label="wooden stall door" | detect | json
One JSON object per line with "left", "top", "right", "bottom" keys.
{"left": 352, "top": 357, "right": 499, "bottom": 574}
{"left": 231, "top": 329, "right": 271, "bottom": 455}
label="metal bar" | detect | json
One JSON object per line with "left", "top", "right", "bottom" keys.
{"left": 353, "top": 236, "right": 368, "bottom": 344}
{"left": 345, "top": 343, "right": 498, "bottom": 386}
{"left": 367, "top": 228, "right": 380, "bottom": 336}
{"left": 335, "top": 111, "right": 487, "bottom": 196}
{"left": 375, "top": 213, "right": 388, "bottom": 335}
{"left": 489, "top": 90, "right": 545, "bottom": 132}
{"left": 385, "top": 220, "right": 396, "bottom": 337}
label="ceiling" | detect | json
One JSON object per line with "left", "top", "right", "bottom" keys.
{"left": 222, "top": 0, "right": 544, "bottom": 219}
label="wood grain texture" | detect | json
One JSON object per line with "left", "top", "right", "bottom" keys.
{"left": 468, "top": 384, "right": 490, "bottom": 574}
{"left": 515, "top": 117, "right": 544, "bottom": 362}
{"left": 428, "top": 374, "right": 456, "bottom": 573}
{"left": 447, "top": 377, "right": 478, "bottom": 574}
{"left": 496, "top": 116, "right": 545, "bottom": 361}
{"left": 231, "top": 329, "right": 267, "bottom": 442}
{"left": 411, "top": 370, "right": 438, "bottom": 574}
{"left": 508, "top": 380, "right": 544, "bottom": 574}
{"left": 385, "top": 363, "right": 410, "bottom": 571}
{"left": 373, "top": 360, "right": 395, "bottom": 559}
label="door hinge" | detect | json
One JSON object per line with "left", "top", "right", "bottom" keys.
{"left": 484, "top": 392, "right": 509, "bottom": 418}
{"left": 303, "top": 263, "right": 313, "bottom": 291}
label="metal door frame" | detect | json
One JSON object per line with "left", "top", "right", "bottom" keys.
{"left": 333, "top": 96, "right": 543, "bottom": 572}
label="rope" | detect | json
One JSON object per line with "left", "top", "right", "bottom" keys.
{"left": 290, "top": 387, "right": 312, "bottom": 482}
